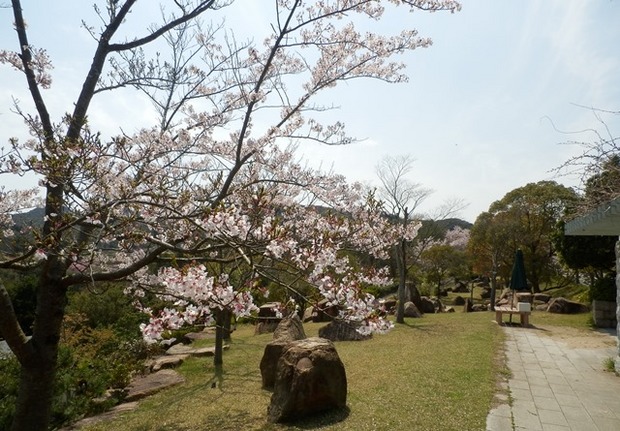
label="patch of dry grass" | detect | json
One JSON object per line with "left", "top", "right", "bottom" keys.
{"left": 529, "top": 310, "right": 592, "bottom": 329}
{"left": 81, "top": 312, "right": 504, "bottom": 431}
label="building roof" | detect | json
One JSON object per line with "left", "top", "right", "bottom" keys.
{"left": 564, "top": 197, "right": 620, "bottom": 236}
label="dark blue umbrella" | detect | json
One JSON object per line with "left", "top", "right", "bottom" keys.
{"left": 509, "top": 249, "right": 528, "bottom": 291}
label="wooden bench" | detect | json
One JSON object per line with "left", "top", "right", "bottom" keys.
{"left": 495, "top": 306, "right": 530, "bottom": 327}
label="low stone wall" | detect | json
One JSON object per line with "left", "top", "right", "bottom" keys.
{"left": 592, "top": 300, "right": 617, "bottom": 328}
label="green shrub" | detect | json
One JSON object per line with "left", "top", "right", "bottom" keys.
{"left": 590, "top": 274, "right": 616, "bottom": 302}
{"left": 0, "top": 354, "right": 20, "bottom": 431}
{"left": 1, "top": 280, "right": 150, "bottom": 428}
{"left": 67, "top": 282, "right": 145, "bottom": 337}
{"left": 1, "top": 269, "right": 39, "bottom": 334}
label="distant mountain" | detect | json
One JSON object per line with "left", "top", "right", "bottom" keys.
{"left": 8, "top": 207, "right": 473, "bottom": 238}
{"left": 435, "top": 218, "right": 473, "bottom": 231}
{"left": 11, "top": 207, "right": 45, "bottom": 229}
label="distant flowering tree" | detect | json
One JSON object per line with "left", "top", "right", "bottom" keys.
{"left": 419, "top": 226, "right": 470, "bottom": 296}
{"left": 0, "top": 1, "right": 460, "bottom": 430}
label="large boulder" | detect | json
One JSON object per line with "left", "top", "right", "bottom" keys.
{"left": 125, "top": 369, "right": 185, "bottom": 402}
{"left": 430, "top": 297, "right": 445, "bottom": 313}
{"left": 260, "top": 315, "right": 307, "bottom": 390}
{"left": 418, "top": 296, "right": 435, "bottom": 314}
{"left": 273, "top": 314, "right": 306, "bottom": 342}
{"left": 255, "top": 302, "right": 283, "bottom": 334}
{"left": 318, "top": 319, "right": 372, "bottom": 341}
{"left": 463, "top": 298, "right": 473, "bottom": 313}
{"left": 479, "top": 288, "right": 491, "bottom": 299}
{"left": 407, "top": 282, "right": 422, "bottom": 308}
{"left": 471, "top": 303, "right": 488, "bottom": 312}
{"left": 546, "top": 297, "right": 589, "bottom": 314}
{"left": 267, "top": 338, "right": 347, "bottom": 423}
{"left": 453, "top": 295, "right": 466, "bottom": 306}
{"left": 452, "top": 281, "right": 469, "bottom": 293}
{"left": 302, "top": 306, "right": 316, "bottom": 323}
{"left": 313, "top": 299, "right": 340, "bottom": 322}
{"left": 403, "top": 301, "right": 422, "bottom": 318}
{"left": 533, "top": 293, "right": 552, "bottom": 304}
{"left": 381, "top": 298, "right": 397, "bottom": 315}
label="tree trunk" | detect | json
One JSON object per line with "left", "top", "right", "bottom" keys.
{"left": 395, "top": 240, "right": 406, "bottom": 324}
{"left": 395, "top": 210, "right": 409, "bottom": 324}
{"left": 214, "top": 310, "right": 224, "bottom": 367}
{"left": 11, "top": 276, "right": 67, "bottom": 431}
{"left": 11, "top": 359, "right": 57, "bottom": 431}
{"left": 222, "top": 308, "right": 232, "bottom": 342}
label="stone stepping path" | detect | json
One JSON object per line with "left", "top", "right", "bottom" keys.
{"left": 61, "top": 335, "right": 229, "bottom": 429}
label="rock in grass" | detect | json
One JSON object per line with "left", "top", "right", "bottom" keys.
{"left": 546, "top": 297, "right": 589, "bottom": 314}
{"left": 267, "top": 338, "right": 347, "bottom": 423}
{"left": 318, "top": 319, "right": 372, "bottom": 342}
{"left": 403, "top": 301, "right": 422, "bottom": 318}
{"left": 125, "top": 369, "right": 185, "bottom": 402}
{"left": 260, "top": 315, "right": 307, "bottom": 389}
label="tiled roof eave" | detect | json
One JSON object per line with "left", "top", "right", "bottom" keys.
{"left": 564, "top": 197, "right": 620, "bottom": 236}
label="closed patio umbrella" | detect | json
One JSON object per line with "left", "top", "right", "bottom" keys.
{"left": 509, "top": 249, "right": 528, "bottom": 292}
{"left": 509, "top": 249, "right": 528, "bottom": 323}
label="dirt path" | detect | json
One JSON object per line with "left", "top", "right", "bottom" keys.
{"left": 535, "top": 324, "right": 617, "bottom": 349}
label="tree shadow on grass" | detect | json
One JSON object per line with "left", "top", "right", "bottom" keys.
{"left": 275, "top": 406, "right": 351, "bottom": 429}
{"left": 395, "top": 319, "right": 434, "bottom": 332}
{"left": 500, "top": 322, "right": 549, "bottom": 332}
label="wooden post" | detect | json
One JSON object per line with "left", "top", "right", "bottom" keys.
{"left": 615, "top": 238, "right": 620, "bottom": 373}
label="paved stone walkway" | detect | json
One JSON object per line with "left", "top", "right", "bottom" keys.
{"left": 487, "top": 325, "right": 620, "bottom": 431}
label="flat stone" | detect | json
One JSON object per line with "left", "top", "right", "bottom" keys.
{"left": 147, "top": 354, "right": 189, "bottom": 372}
{"left": 185, "top": 330, "right": 216, "bottom": 341}
{"left": 61, "top": 402, "right": 140, "bottom": 430}
{"left": 165, "top": 344, "right": 229, "bottom": 357}
{"left": 125, "top": 369, "right": 185, "bottom": 402}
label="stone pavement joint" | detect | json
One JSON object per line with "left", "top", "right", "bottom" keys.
{"left": 486, "top": 324, "right": 620, "bottom": 431}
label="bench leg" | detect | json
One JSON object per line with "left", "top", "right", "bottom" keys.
{"left": 495, "top": 310, "right": 502, "bottom": 325}
{"left": 521, "top": 313, "right": 529, "bottom": 327}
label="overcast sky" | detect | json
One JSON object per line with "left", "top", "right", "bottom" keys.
{"left": 1, "top": 1, "right": 619, "bottom": 223}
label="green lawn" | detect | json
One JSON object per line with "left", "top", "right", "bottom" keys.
{"left": 82, "top": 312, "right": 505, "bottom": 431}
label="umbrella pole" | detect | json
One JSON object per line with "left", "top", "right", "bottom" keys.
{"left": 509, "top": 288, "right": 515, "bottom": 324}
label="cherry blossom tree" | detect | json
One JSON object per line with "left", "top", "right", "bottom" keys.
{"left": 0, "top": 1, "right": 460, "bottom": 429}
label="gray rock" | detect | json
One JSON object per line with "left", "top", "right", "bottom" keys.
{"left": 403, "top": 301, "right": 422, "bottom": 318}
{"left": 430, "top": 297, "right": 445, "bottom": 313}
{"left": 184, "top": 328, "right": 216, "bottom": 341}
{"left": 318, "top": 319, "right": 372, "bottom": 341}
{"left": 255, "top": 302, "right": 283, "bottom": 334}
{"left": 302, "top": 306, "right": 316, "bottom": 323}
{"left": 463, "top": 298, "right": 473, "bottom": 313}
{"left": 267, "top": 338, "right": 347, "bottom": 423}
{"left": 147, "top": 354, "right": 189, "bottom": 372}
{"left": 479, "top": 288, "right": 491, "bottom": 299}
{"left": 261, "top": 316, "right": 308, "bottom": 389}
{"left": 546, "top": 297, "right": 589, "bottom": 314}
{"left": 273, "top": 314, "right": 306, "bottom": 342}
{"left": 381, "top": 298, "right": 397, "bottom": 315}
{"left": 165, "top": 344, "right": 228, "bottom": 357}
{"left": 125, "top": 369, "right": 185, "bottom": 402}
{"left": 419, "top": 296, "right": 436, "bottom": 314}
{"left": 311, "top": 299, "right": 340, "bottom": 323}
{"left": 453, "top": 295, "right": 466, "bottom": 306}
{"left": 533, "top": 293, "right": 552, "bottom": 303}
{"left": 452, "top": 282, "right": 469, "bottom": 293}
